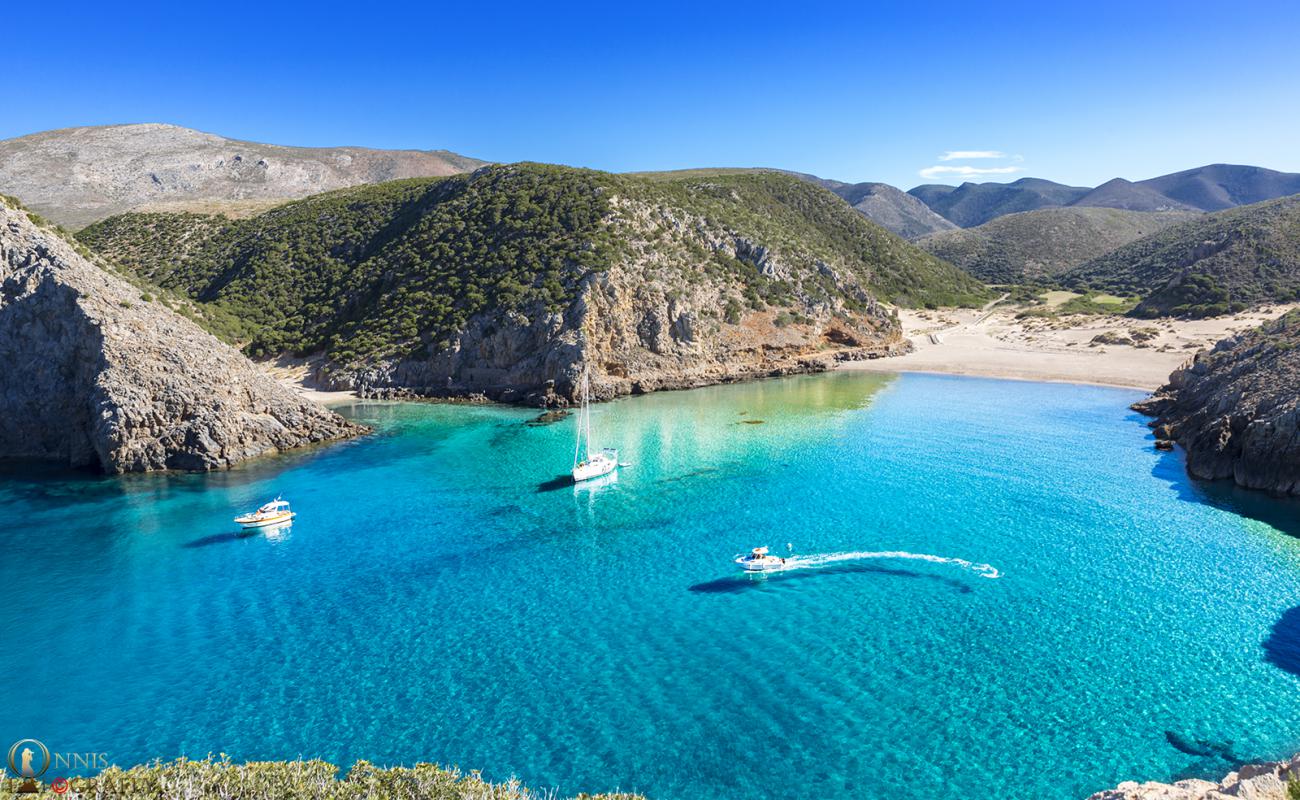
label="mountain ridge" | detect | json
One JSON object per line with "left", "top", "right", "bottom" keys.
{"left": 905, "top": 164, "right": 1300, "bottom": 227}
{"left": 0, "top": 123, "right": 488, "bottom": 228}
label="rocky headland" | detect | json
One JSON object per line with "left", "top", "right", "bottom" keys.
{"left": 1088, "top": 753, "right": 1299, "bottom": 799}
{"left": 0, "top": 198, "right": 364, "bottom": 473}
{"left": 81, "top": 165, "right": 983, "bottom": 407}
{"left": 1134, "top": 310, "right": 1300, "bottom": 494}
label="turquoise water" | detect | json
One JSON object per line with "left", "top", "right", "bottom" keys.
{"left": 3, "top": 372, "right": 1300, "bottom": 799}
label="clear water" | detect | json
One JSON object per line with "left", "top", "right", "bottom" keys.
{"left": 3, "top": 372, "right": 1300, "bottom": 800}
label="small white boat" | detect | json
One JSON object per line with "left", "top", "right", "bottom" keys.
{"left": 735, "top": 546, "right": 789, "bottom": 572}
{"left": 234, "top": 497, "right": 296, "bottom": 531}
{"left": 572, "top": 368, "right": 619, "bottom": 484}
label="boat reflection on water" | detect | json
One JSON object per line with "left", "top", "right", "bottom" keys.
{"left": 573, "top": 468, "right": 619, "bottom": 494}
{"left": 238, "top": 519, "right": 293, "bottom": 542}
{"left": 261, "top": 520, "right": 293, "bottom": 542}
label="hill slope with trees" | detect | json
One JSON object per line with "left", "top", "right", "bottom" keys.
{"left": 82, "top": 164, "right": 988, "bottom": 402}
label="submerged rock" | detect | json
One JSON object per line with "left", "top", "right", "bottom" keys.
{"left": 525, "top": 410, "right": 571, "bottom": 427}
{"left": 1134, "top": 311, "right": 1300, "bottom": 495}
{"left": 0, "top": 200, "right": 365, "bottom": 473}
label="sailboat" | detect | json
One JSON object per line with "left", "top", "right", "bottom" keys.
{"left": 572, "top": 368, "right": 619, "bottom": 483}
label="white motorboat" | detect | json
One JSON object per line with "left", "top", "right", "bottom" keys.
{"left": 735, "top": 546, "right": 789, "bottom": 572}
{"left": 234, "top": 497, "right": 296, "bottom": 531}
{"left": 572, "top": 368, "right": 619, "bottom": 483}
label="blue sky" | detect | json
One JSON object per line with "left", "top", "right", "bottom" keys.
{"left": 5, "top": 0, "right": 1299, "bottom": 188}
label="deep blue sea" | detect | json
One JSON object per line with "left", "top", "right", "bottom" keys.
{"left": 3, "top": 372, "right": 1300, "bottom": 799}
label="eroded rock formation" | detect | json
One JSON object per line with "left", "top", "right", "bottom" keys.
{"left": 1134, "top": 311, "right": 1300, "bottom": 494}
{"left": 0, "top": 201, "right": 364, "bottom": 473}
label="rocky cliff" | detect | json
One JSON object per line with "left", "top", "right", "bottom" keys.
{"left": 1088, "top": 753, "right": 1299, "bottom": 799}
{"left": 0, "top": 123, "right": 486, "bottom": 228}
{"left": 83, "top": 166, "right": 986, "bottom": 406}
{"left": 0, "top": 198, "right": 364, "bottom": 473}
{"left": 1134, "top": 311, "right": 1300, "bottom": 493}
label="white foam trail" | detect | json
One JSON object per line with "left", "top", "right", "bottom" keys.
{"left": 779, "top": 550, "right": 1001, "bottom": 579}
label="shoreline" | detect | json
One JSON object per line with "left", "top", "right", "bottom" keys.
{"left": 842, "top": 365, "right": 1154, "bottom": 392}
{"left": 264, "top": 302, "right": 1300, "bottom": 408}
{"left": 842, "top": 303, "right": 1300, "bottom": 394}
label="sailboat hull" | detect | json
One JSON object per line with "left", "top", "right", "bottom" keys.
{"left": 573, "top": 449, "right": 618, "bottom": 483}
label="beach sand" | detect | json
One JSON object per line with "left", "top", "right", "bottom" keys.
{"left": 841, "top": 299, "right": 1298, "bottom": 391}
{"left": 260, "top": 355, "right": 359, "bottom": 405}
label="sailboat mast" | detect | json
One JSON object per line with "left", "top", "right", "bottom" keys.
{"left": 583, "top": 369, "right": 593, "bottom": 462}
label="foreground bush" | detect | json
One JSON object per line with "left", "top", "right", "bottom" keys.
{"left": 1, "top": 756, "right": 644, "bottom": 799}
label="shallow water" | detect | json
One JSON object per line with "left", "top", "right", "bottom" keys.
{"left": 3, "top": 372, "right": 1300, "bottom": 799}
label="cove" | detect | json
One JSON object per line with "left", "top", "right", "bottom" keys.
{"left": 3, "top": 372, "right": 1300, "bottom": 800}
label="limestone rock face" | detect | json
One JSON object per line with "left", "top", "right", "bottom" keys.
{"left": 1134, "top": 311, "right": 1300, "bottom": 494}
{"left": 0, "top": 123, "right": 486, "bottom": 228}
{"left": 0, "top": 201, "right": 364, "bottom": 473}
{"left": 1087, "top": 753, "right": 1299, "bottom": 799}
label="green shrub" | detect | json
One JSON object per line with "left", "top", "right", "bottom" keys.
{"left": 0, "top": 756, "right": 643, "bottom": 800}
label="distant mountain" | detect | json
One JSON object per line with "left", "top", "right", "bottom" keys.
{"left": 917, "top": 207, "right": 1199, "bottom": 283}
{"left": 908, "top": 164, "right": 1300, "bottom": 228}
{"left": 0, "top": 123, "right": 487, "bottom": 228}
{"left": 907, "top": 178, "right": 1092, "bottom": 227}
{"left": 1064, "top": 193, "right": 1300, "bottom": 317}
{"left": 823, "top": 182, "right": 957, "bottom": 239}
{"left": 1072, "top": 178, "right": 1199, "bottom": 212}
{"left": 1137, "top": 164, "right": 1300, "bottom": 211}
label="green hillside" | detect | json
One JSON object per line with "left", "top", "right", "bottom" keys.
{"left": 1063, "top": 194, "right": 1300, "bottom": 317}
{"left": 917, "top": 207, "right": 1199, "bottom": 283}
{"left": 80, "top": 164, "right": 987, "bottom": 367}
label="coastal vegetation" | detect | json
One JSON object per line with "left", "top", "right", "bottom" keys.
{"left": 80, "top": 164, "right": 988, "bottom": 369}
{"left": 918, "top": 207, "right": 1198, "bottom": 283}
{"left": 1064, "top": 194, "right": 1300, "bottom": 317}
{"left": 0, "top": 757, "right": 642, "bottom": 799}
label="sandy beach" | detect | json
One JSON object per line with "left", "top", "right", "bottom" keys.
{"left": 261, "top": 355, "right": 359, "bottom": 405}
{"left": 842, "top": 298, "right": 1298, "bottom": 391}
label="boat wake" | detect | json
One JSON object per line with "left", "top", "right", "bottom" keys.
{"left": 776, "top": 550, "right": 1001, "bottom": 579}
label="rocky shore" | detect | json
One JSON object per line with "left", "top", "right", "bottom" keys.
{"left": 1088, "top": 753, "right": 1299, "bottom": 799}
{"left": 1134, "top": 310, "right": 1300, "bottom": 494}
{"left": 0, "top": 199, "right": 364, "bottom": 473}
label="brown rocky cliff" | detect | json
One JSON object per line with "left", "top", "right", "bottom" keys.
{"left": 1134, "top": 310, "right": 1300, "bottom": 494}
{"left": 0, "top": 201, "right": 365, "bottom": 473}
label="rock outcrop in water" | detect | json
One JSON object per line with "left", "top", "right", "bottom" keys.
{"left": 0, "top": 199, "right": 364, "bottom": 473}
{"left": 1133, "top": 310, "right": 1300, "bottom": 494}
{"left": 1087, "top": 753, "right": 1299, "bottom": 799}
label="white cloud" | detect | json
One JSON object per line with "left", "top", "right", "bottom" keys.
{"left": 918, "top": 164, "right": 1025, "bottom": 180}
{"left": 938, "top": 150, "right": 1007, "bottom": 161}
